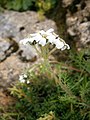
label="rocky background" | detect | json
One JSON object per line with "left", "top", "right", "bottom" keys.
{"left": 54, "top": 0, "right": 90, "bottom": 48}
{"left": 0, "top": 0, "right": 90, "bottom": 105}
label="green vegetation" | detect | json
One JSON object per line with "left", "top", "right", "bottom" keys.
{"left": 0, "top": 49, "right": 90, "bottom": 120}
{"left": 0, "top": 0, "right": 57, "bottom": 12}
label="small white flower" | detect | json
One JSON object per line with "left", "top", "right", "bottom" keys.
{"left": 28, "top": 37, "right": 35, "bottom": 43}
{"left": 19, "top": 75, "right": 25, "bottom": 83}
{"left": 33, "top": 34, "right": 43, "bottom": 42}
{"left": 20, "top": 38, "right": 34, "bottom": 45}
{"left": 27, "top": 80, "right": 30, "bottom": 84}
{"left": 30, "top": 31, "right": 47, "bottom": 46}
{"left": 19, "top": 74, "right": 27, "bottom": 83}
{"left": 46, "top": 34, "right": 56, "bottom": 43}
{"left": 55, "top": 39, "right": 65, "bottom": 49}
{"left": 55, "top": 39, "right": 63, "bottom": 48}
{"left": 39, "top": 28, "right": 54, "bottom": 37}
{"left": 39, "top": 30, "right": 46, "bottom": 35}
{"left": 23, "top": 74, "right": 27, "bottom": 78}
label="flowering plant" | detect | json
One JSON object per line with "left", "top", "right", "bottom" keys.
{"left": 20, "top": 28, "right": 70, "bottom": 50}
{"left": 19, "top": 28, "right": 70, "bottom": 84}
{"left": 4, "top": 29, "right": 90, "bottom": 120}
{"left": 20, "top": 28, "right": 70, "bottom": 59}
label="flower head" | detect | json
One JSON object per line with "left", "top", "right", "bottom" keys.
{"left": 19, "top": 74, "right": 27, "bottom": 83}
{"left": 19, "top": 28, "right": 70, "bottom": 50}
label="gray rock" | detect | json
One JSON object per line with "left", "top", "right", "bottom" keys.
{"left": 0, "top": 39, "right": 10, "bottom": 62}
{"left": 0, "top": 51, "right": 6, "bottom": 61}
{"left": 19, "top": 43, "right": 37, "bottom": 61}
{"left": 62, "top": 0, "right": 90, "bottom": 48}
{"left": 0, "top": 39, "right": 10, "bottom": 51}
{"left": 0, "top": 38, "right": 19, "bottom": 62}
{"left": 0, "top": 10, "right": 57, "bottom": 61}
{"left": 0, "top": 54, "right": 31, "bottom": 90}
{"left": 62, "top": 0, "right": 73, "bottom": 7}
{"left": 78, "top": 22, "right": 90, "bottom": 45}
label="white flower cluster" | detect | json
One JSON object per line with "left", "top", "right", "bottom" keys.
{"left": 19, "top": 74, "right": 30, "bottom": 84}
{"left": 20, "top": 28, "right": 70, "bottom": 50}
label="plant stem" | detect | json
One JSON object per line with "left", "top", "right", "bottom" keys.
{"left": 48, "top": 47, "right": 57, "bottom": 56}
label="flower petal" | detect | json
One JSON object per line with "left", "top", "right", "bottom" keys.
{"left": 46, "top": 28, "right": 54, "bottom": 33}
{"left": 20, "top": 38, "right": 30, "bottom": 45}
{"left": 39, "top": 37, "right": 46, "bottom": 46}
